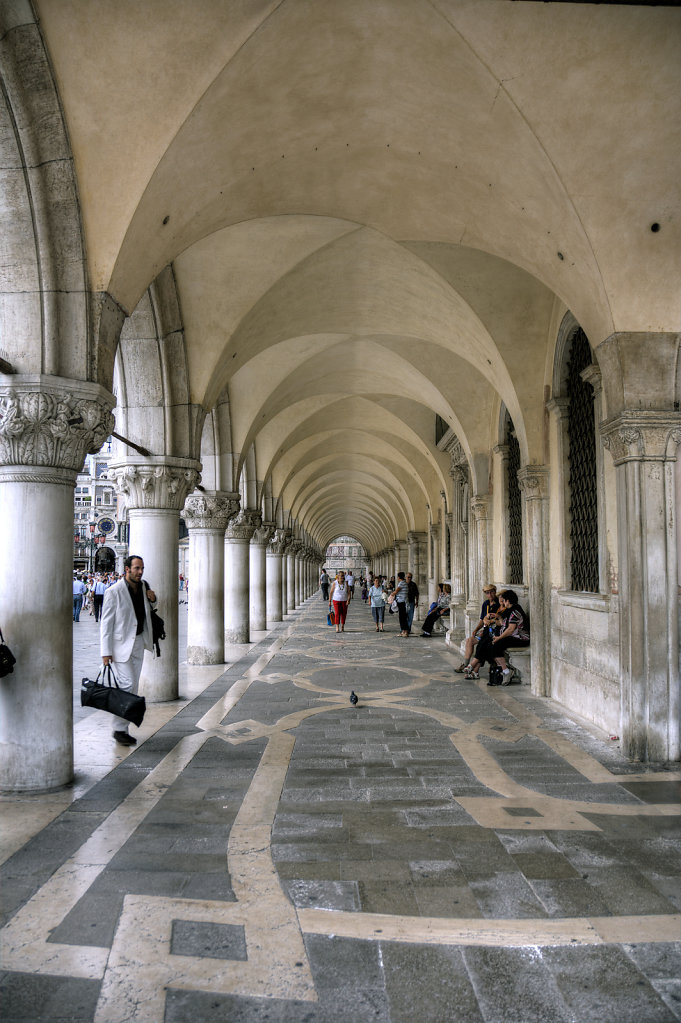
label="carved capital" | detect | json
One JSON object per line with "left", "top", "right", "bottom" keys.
{"left": 225, "top": 508, "right": 261, "bottom": 541}
{"left": 471, "top": 495, "right": 491, "bottom": 520}
{"left": 493, "top": 444, "right": 509, "bottom": 459}
{"left": 109, "top": 458, "right": 201, "bottom": 510}
{"left": 407, "top": 530, "right": 427, "bottom": 546}
{"left": 267, "top": 528, "right": 289, "bottom": 555}
{"left": 289, "top": 540, "right": 304, "bottom": 557}
{"left": 182, "top": 491, "right": 239, "bottom": 530}
{"left": 601, "top": 411, "right": 681, "bottom": 464}
{"left": 0, "top": 375, "right": 114, "bottom": 472}
{"left": 517, "top": 464, "right": 550, "bottom": 500}
{"left": 545, "top": 397, "right": 570, "bottom": 421}
{"left": 252, "top": 522, "right": 275, "bottom": 546}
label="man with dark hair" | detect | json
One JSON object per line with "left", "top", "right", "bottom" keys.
{"left": 100, "top": 555, "right": 157, "bottom": 746}
{"left": 319, "top": 568, "right": 330, "bottom": 601}
{"left": 405, "top": 572, "right": 419, "bottom": 635}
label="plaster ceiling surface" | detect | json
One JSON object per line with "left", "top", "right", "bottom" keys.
{"left": 32, "top": 0, "right": 680, "bottom": 552}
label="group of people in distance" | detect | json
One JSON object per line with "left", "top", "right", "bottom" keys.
{"left": 319, "top": 569, "right": 530, "bottom": 683}
{"left": 455, "top": 583, "right": 530, "bottom": 686}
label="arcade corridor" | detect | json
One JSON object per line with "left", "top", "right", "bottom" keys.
{"left": 1, "top": 598, "right": 679, "bottom": 1023}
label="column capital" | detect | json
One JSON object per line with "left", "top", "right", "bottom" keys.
{"left": 545, "top": 397, "right": 570, "bottom": 421}
{"left": 601, "top": 411, "right": 681, "bottom": 465}
{"left": 182, "top": 490, "right": 239, "bottom": 530}
{"left": 0, "top": 374, "right": 114, "bottom": 474}
{"left": 517, "top": 465, "right": 550, "bottom": 500}
{"left": 267, "top": 528, "right": 289, "bottom": 555}
{"left": 471, "top": 494, "right": 491, "bottom": 520}
{"left": 449, "top": 460, "right": 468, "bottom": 486}
{"left": 225, "top": 508, "right": 261, "bottom": 541}
{"left": 252, "top": 522, "right": 275, "bottom": 546}
{"left": 109, "top": 457, "right": 201, "bottom": 510}
{"left": 492, "top": 443, "right": 510, "bottom": 459}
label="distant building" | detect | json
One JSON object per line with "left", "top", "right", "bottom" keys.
{"left": 325, "top": 536, "right": 367, "bottom": 576}
{"left": 73, "top": 438, "right": 126, "bottom": 574}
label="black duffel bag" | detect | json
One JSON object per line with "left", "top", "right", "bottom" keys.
{"left": 80, "top": 665, "right": 146, "bottom": 727}
{"left": 0, "top": 629, "right": 16, "bottom": 678}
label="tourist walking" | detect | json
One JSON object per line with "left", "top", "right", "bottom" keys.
{"left": 328, "top": 571, "right": 350, "bottom": 633}
{"left": 100, "top": 555, "right": 157, "bottom": 746}
{"left": 369, "top": 577, "right": 386, "bottom": 631}
{"left": 72, "top": 575, "right": 87, "bottom": 622}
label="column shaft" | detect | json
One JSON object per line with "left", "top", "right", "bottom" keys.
{"left": 225, "top": 539, "right": 250, "bottom": 645}
{"left": 249, "top": 543, "right": 267, "bottom": 632}
{"left": 266, "top": 552, "right": 283, "bottom": 622}
{"left": 187, "top": 528, "right": 224, "bottom": 663}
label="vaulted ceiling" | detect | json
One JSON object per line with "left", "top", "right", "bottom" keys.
{"left": 35, "top": 0, "right": 681, "bottom": 550}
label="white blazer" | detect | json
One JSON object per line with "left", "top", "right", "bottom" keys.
{"left": 100, "top": 579, "right": 154, "bottom": 663}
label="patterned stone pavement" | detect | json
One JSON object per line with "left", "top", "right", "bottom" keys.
{"left": 1, "top": 595, "right": 680, "bottom": 1022}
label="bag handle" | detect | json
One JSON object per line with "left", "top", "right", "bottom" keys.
{"left": 96, "top": 664, "right": 121, "bottom": 689}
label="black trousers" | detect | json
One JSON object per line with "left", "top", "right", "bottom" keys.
{"left": 93, "top": 594, "right": 104, "bottom": 621}
{"left": 475, "top": 634, "right": 529, "bottom": 665}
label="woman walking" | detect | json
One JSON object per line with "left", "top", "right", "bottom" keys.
{"left": 369, "top": 577, "right": 386, "bottom": 631}
{"left": 329, "top": 571, "right": 350, "bottom": 633}
{"left": 389, "top": 571, "right": 410, "bottom": 637}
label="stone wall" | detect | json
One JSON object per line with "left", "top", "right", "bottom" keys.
{"left": 550, "top": 590, "right": 620, "bottom": 734}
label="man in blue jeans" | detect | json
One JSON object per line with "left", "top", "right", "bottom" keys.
{"left": 72, "top": 575, "right": 87, "bottom": 622}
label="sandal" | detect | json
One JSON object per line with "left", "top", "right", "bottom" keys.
{"left": 454, "top": 663, "right": 469, "bottom": 673}
{"left": 464, "top": 669, "right": 479, "bottom": 680}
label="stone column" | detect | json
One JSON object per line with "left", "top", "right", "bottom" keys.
{"left": 266, "top": 529, "right": 287, "bottom": 622}
{"left": 492, "top": 444, "right": 511, "bottom": 582}
{"left": 281, "top": 531, "right": 292, "bottom": 614}
{"left": 250, "top": 523, "right": 274, "bottom": 632}
{"left": 601, "top": 416, "right": 680, "bottom": 761}
{"left": 407, "top": 530, "right": 428, "bottom": 621}
{"left": 545, "top": 398, "right": 571, "bottom": 588}
{"left": 0, "top": 376, "right": 114, "bottom": 791}
{"left": 110, "top": 457, "right": 200, "bottom": 702}
{"left": 517, "top": 467, "right": 551, "bottom": 698}
{"left": 467, "top": 495, "right": 491, "bottom": 631}
{"left": 224, "top": 509, "right": 261, "bottom": 646}
{"left": 288, "top": 542, "right": 300, "bottom": 610}
{"left": 449, "top": 463, "right": 468, "bottom": 634}
{"left": 182, "top": 491, "right": 239, "bottom": 664}
{"left": 295, "top": 546, "right": 305, "bottom": 606}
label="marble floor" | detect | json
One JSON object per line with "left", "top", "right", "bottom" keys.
{"left": 1, "top": 597, "right": 680, "bottom": 1022}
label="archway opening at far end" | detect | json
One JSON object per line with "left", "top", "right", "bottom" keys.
{"left": 325, "top": 535, "right": 368, "bottom": 577}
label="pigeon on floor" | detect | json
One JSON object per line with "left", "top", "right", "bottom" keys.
{"left": 350, "top": 691, "right": 358, "bottom": 705}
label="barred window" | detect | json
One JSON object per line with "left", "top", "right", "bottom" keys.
{"left": 505, "top": 417, "right": 523, "bottom": 585}
{"left": 566, "top": 329, "right": 598, "bottom": 592}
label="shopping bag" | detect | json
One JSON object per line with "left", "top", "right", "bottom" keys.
{"left": 80, "top": 665, "right": 146, "bottom": 727}
{"left": 327, "top": 610, "right": 334, "bottom": 626}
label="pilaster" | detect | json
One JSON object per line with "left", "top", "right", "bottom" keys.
{"left": 601, "top": 412, "right": 681, "bottom": 761}
{"left": 517, "top": 466, "right": 551, "bottom": 698}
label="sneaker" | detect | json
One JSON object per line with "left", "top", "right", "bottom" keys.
{"left": 420, "top": 632, "right": 431, "bottom": 637}
{"left": 113, "top": 731, "right": 136, "bottom": 746}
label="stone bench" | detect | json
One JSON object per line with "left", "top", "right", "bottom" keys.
{"left": 448, "top": 635, "right": 532, "bottom": 685}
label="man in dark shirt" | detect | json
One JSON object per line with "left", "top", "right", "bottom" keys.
{"left": 406, "top": 572, "right": 419, "bottom": 635}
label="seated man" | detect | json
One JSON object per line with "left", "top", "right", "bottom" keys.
{"left": 464, "top": 590, "right": 529, "bottom": 685}
{"left": 420, "top": 584, "right": 451, "bottom": 636}
{"left": 454, "top": 584, "right": 499, "bottom": 672}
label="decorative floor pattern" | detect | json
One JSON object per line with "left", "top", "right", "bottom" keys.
{"left": 1, "top": 598, "right": 680, "bottom": 1022}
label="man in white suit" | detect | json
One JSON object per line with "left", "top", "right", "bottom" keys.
{"left": 100, "top": 555, "right": 156, "bottom": 746}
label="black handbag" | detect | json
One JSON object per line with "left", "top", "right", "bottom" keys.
{"left": 0, "top": 629, "right": 16, "bottom": 678}
{"left": 80, "top": 665, "right": 146, "bottom": 727}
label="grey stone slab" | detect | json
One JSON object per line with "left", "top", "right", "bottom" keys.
{"left": 90, "top": 868, "right": 189, "bottom": 898}
{"left": 543, "top": 944, "right": 675, "bottom": 1023}
{"left": 181, "top": 873, "right": 236, "bottom": 901}
{"left": 653, "top": 980, "right": 681, "bottom": 1022}
{"left": 339, "top": 859, "right": 412, "bottom": 882}
{"left": 508, "top": 851, "right": 580, "bottom": 880}
{"left": 48, "top": 891, "right": 124, "bottom": 948}
{"left": 271, "top": 841, "right": 373, "bottom": 863}
{"left": 170, "top": 919, "right": 247, "bottom": 961}
{"left": 527, "top": 878, "right": 612, "bottom": 918}
{"left": 283, "top": 879, "right": 361, "bottom": 911}
{"left": 402, "top": 804, "right": 478, "bottom": 827}
{"left": 276, "top": 861, "right": 342, "bottom": 881}
{"left": 579, "top": 865, "right": 678, "bottom": 915}
{"left": 622, "top": 941, "right": 681, "bottom": 980}
{"left": 469, "top": 872, "right": 549, "bottom": 919}
{"left": 413, "top": 883, "right": 483, "bottom": 918}
{"left": 0, "top": 971, "right": 101, "bottom": 1022}
{"left": 382, "top": 942, "right": 485, "bottom": 1023}
{"left": 165, "top": 989, "right": 324, "bottom": 1023}
{"left": 462, "top": 946, "right": 573, "bottom": 1023}
{"left": 303, "top": 933, "right": 385, "bottom": 991}
{"left": 358, "top": 879, "right": 420, "bottom": 914}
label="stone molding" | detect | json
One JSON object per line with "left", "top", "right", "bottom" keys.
{"left": 0, "top": 465, "right": 79, "bottom": 487}
{"left": 252, "top": 522, "right": 275, "bottom": 546}
{"left": 492, "top": 443, "right": 509, "bottom": 460}
{"left": 407, "top": 530, "right": 427, "bottom": 545}
{"left": 0, "top": 376, "right": 114, "bottom": 472}
{"left": 545, "top": 397, "right": 570, "bottom": 421}
{"left": 601, "top": 412, "right": 681, "bottom": 465}
{"left": 266, "top": 528, "right": 289, "bottom": 556}
{"left": 517, "top": 465, "right": 550, "bottom": 500}
{"left": 182, "top": 491, "right": 239, "bottom": 530}
{"left": 471, "top": 495, "right": 491, "bottom": 520}
{"left": 225, "top": 508, "right": 261, "bottom": 542}
{"left": 109, "top": 458, "right": 201, "bottom": 510}
{"left": 580, "top": 363, "right": 602, "bottom": 397}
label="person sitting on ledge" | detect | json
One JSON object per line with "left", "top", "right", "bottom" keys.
{"left": 464, "top": 589, "right": 529, "bottom": 684}
{"left": 420, "top": 584, "right": 451, "bottom": 636}
{"left": 454, "top": 584, "right": 500, "bottom": 672}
